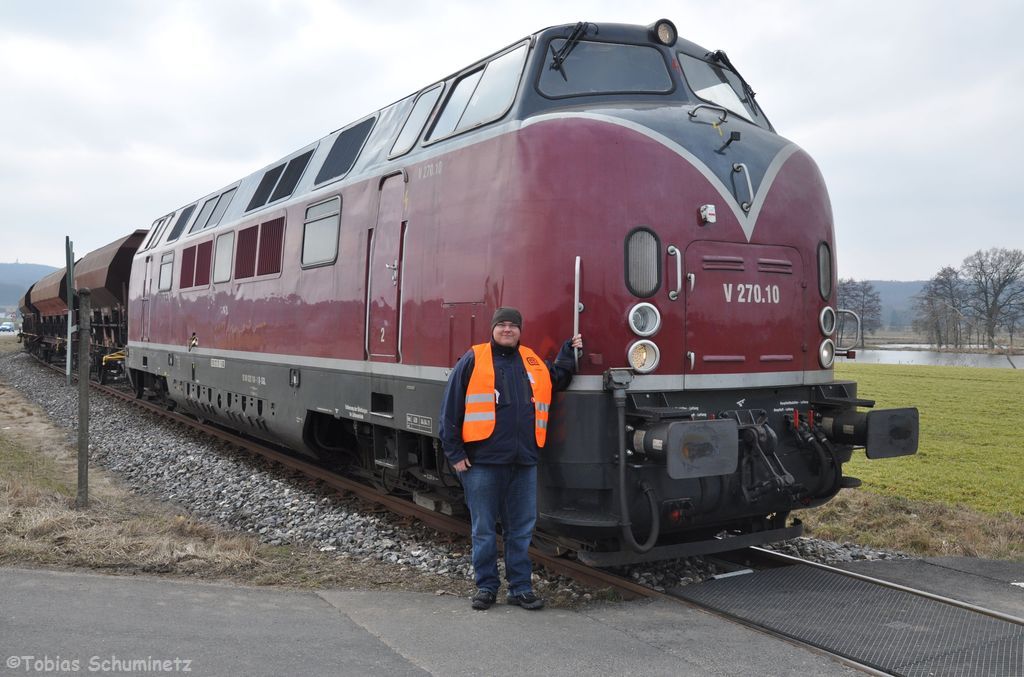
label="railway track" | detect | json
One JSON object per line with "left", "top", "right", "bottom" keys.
{"left": 680, "top": 546, "right": 1024, "bottom": 676}
{"left": 31, "top": 356, "right": 1023, "bottom": 675}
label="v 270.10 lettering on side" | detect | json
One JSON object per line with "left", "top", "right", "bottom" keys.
{"left": 723, "top": 283, "right": 781, "bottom": 304}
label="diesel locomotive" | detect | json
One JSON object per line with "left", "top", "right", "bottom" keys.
{"left": 22, "top": 20, "right": 918, "bottom": 565}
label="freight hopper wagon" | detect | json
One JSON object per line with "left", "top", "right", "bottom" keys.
{"left": 21, "top": 231, "right": 146, "bottom": 383}
{"left": 124, "top": 20, "right": 919, "bottom": 565}
{"left": 22, "top": 267, "right": 73, "bottom": 363}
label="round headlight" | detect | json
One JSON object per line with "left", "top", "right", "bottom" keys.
{"left": 819, "top": 306, "right": 837, "bottom": 336}
{"left": 628, "top": 302, "right": 661, "bottom": 337}
{"left": 650, "top": 19, "right": 677, "bottom": 45}
{"left": 818, "top": 338, "right": 835, "bottom": 368}
{"left": 627, "top": 340, "right": 660, "bottom": 373}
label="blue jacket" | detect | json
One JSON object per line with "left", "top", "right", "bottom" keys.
{"left": 439, "top": 339, "right": 576, "bottom": 466}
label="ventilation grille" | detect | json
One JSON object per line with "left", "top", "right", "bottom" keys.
{"left": 257, "top": 218, "right": 284, "bottom": 276}
{"left": 702, "top": 255, "right": 744, "bottom": 271}
{"left": 235, "top": 226, "right": 259, "bottom": 279}
{"left": 625, "top": 228, "right": 661, "bottom": 297}
{"left": 757, "top": 258, "right": 793, "bottom": 274}
{"left": 194, "top": 241, "right": 213, "bottom": 286}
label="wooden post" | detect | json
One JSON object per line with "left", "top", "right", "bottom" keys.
{"left": 76, "top": 288, "right": 91, "bottom": 509}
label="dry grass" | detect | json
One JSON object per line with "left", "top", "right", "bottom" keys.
{"left": 1, "top": 434, "right": 264, "bottom": 575}
{"left": 0, "top": 431, "right": 473, "bottom": 592}
{"left": 0, "top": 380, "right": 472, "bottom": 595}
{"left": 802, "top": 489, "right": 1024, "bottom": 560}
{"left": 0, "top": 334, "right": 22, "bottom": 354}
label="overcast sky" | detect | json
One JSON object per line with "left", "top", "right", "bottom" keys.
{"left": 1, "top": 0, "right": 1021, "bottom": 280}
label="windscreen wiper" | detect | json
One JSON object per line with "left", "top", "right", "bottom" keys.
{"left": 550, "top": 22, "right": 596, "bottom": 81}
{"left": 709, "top": 50, "right": 758, "bottom": 102}
{"left": 708, "top": 49, "right": 773, "bottom": 128}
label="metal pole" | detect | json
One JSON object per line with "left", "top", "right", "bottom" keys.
{"left": 76, "top": 288, "right": 91, "bottom": 509}
{"left": 65, "top": 237, "right": 75, "bottom": 386}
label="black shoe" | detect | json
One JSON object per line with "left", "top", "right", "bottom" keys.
{"left": 507, "top": 591, "right": 544, "bottom": 610}
{"left": 471, "top": 589, "right": 496, "bottom": 610}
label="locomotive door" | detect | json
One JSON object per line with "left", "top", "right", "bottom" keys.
{"left": 683, "top": 242, "right": 805, "bottom": 384}
{"left": 366, "top": 173, "right": 407, "bottom": 362}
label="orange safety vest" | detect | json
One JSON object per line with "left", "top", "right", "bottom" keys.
{"left": 462, "top": 342, "right": 553, "bottom": 447}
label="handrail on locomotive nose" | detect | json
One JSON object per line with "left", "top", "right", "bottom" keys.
{"left": 667, "top": 246, "right": 682, "bottom": 300}
{"left": 573, "top": 256, "right": 583, "bottom": 370}
{"left": 688, "top": 103, "right": 729, "bottom": 123}
{"left": 835, "top": 309, "right": 862, "bottom": 354}
{"left": 732, "top": 163, "right": 754, "bottom": 213}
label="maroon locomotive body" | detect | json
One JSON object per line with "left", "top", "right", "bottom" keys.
{"left": 35, "top": 20, "right": 918, "bottom": 564}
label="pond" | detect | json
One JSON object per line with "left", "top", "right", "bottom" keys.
{"left": 840, "top": 349, "right": 1020, "bottom": 369}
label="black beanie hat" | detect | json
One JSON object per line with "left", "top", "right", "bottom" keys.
{"left": 491, "top": 307, "right": 522, "bottom": 330}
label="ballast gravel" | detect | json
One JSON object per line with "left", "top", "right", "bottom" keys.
{"left": 0, "top": 350, "right": 911, "bottom": 598}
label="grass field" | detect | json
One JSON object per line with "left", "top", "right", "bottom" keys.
{"left": 834, "top": 362, "right": 1023, "bottom": 516}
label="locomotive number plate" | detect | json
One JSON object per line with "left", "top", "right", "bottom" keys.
{"left": 723, "top": 283, "right": 781, "bottom": 304}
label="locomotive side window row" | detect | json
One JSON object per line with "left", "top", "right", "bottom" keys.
{"left": 302, "top": 197, "right": 340, "bottom": 267}
{"left": 427, "top": 42, "right": 527, "bottom": 143}
{"left": 316, "top": 118, "right": 376, "bottom": 185}
{"left": 391, "top": 86, "right": 442, "bottom": 158}
{"left": 163, "top": 215, "right": 284, "bottom": 293}
{"left": 246, "top": 149, "right": 315, "bottom": 212}
{"left": 189, "top": 187, "right": 238, "bottom": 235}
{"left": 143, "top": 212, "right": 176, "bottom": 251}
{"left": 166, "top": 204, "right": 197, "bottom": 243}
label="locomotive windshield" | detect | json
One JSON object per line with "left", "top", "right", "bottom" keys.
{"left": 538, "top": 40, "right": 673, "bottom": 98}
{"left": 677, "top": 52, "right": 770, "bottom": 129}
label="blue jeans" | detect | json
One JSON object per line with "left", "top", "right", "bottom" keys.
{"left": 459, "top": 463, "right": 537, "bottom": 596}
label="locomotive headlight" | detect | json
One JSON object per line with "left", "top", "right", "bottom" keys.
{"left": 819, "top": 306, "right": 837, "bottom": 336}
{"left": 628, "top": 302, "right": 661, "bottom": 337}
{"left": 648, "top": 19, "right": 677, "bottom": 45}
{"left": 627, "top": 340, "right": 660, "bottom": 373}
{"left": 819, "top": 338, "right": 836, "bottom": 368}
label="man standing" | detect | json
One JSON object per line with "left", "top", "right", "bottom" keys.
{"left": 440, "top": 307, "right": 582, "bottom": 610}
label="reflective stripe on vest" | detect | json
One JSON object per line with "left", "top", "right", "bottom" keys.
{"left": 462, "top": 342, "right": 553, "bottom": 447}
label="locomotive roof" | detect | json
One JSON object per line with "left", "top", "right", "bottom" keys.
{"left": 139, "top": 20, "right": 729, "bottom": 254}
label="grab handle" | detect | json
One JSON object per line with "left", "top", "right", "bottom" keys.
{"left": 573, "top": 256, "right": 584, "bottom": 369}
{"left": 668, "top": 245, "right": 682, "bottom": 300}
{"left": 733, "top": 163, "right": 754, "bottom": 212}
{"left": 688, "top": 104, "right": 729, "bottom": 123}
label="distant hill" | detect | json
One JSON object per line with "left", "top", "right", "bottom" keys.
{"left": 0, "top": 262, "right": 60, "bottom": 307}
{"left": 867, "top": 280, "right": 926, "bottom": 329}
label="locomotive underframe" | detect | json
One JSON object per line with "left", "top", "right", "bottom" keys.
{"left": 128, "top": 343, "right": 880, "bottom": 564}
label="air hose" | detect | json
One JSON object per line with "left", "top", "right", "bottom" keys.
{"left": 613, "top": 382, "right": 660, "bottom": 553}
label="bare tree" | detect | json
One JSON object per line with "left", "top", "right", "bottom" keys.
{"left": 912, "top": 267, "right": 968, "bottom": 348}
{"left": 1001, "top": 281, "right": 1024, "bottom": 351}
{"left": 837, "top": 278, "right": 882, "bottom": 346}
{"left": 961, "top": 248, "right": 1024, "bottom": 348}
